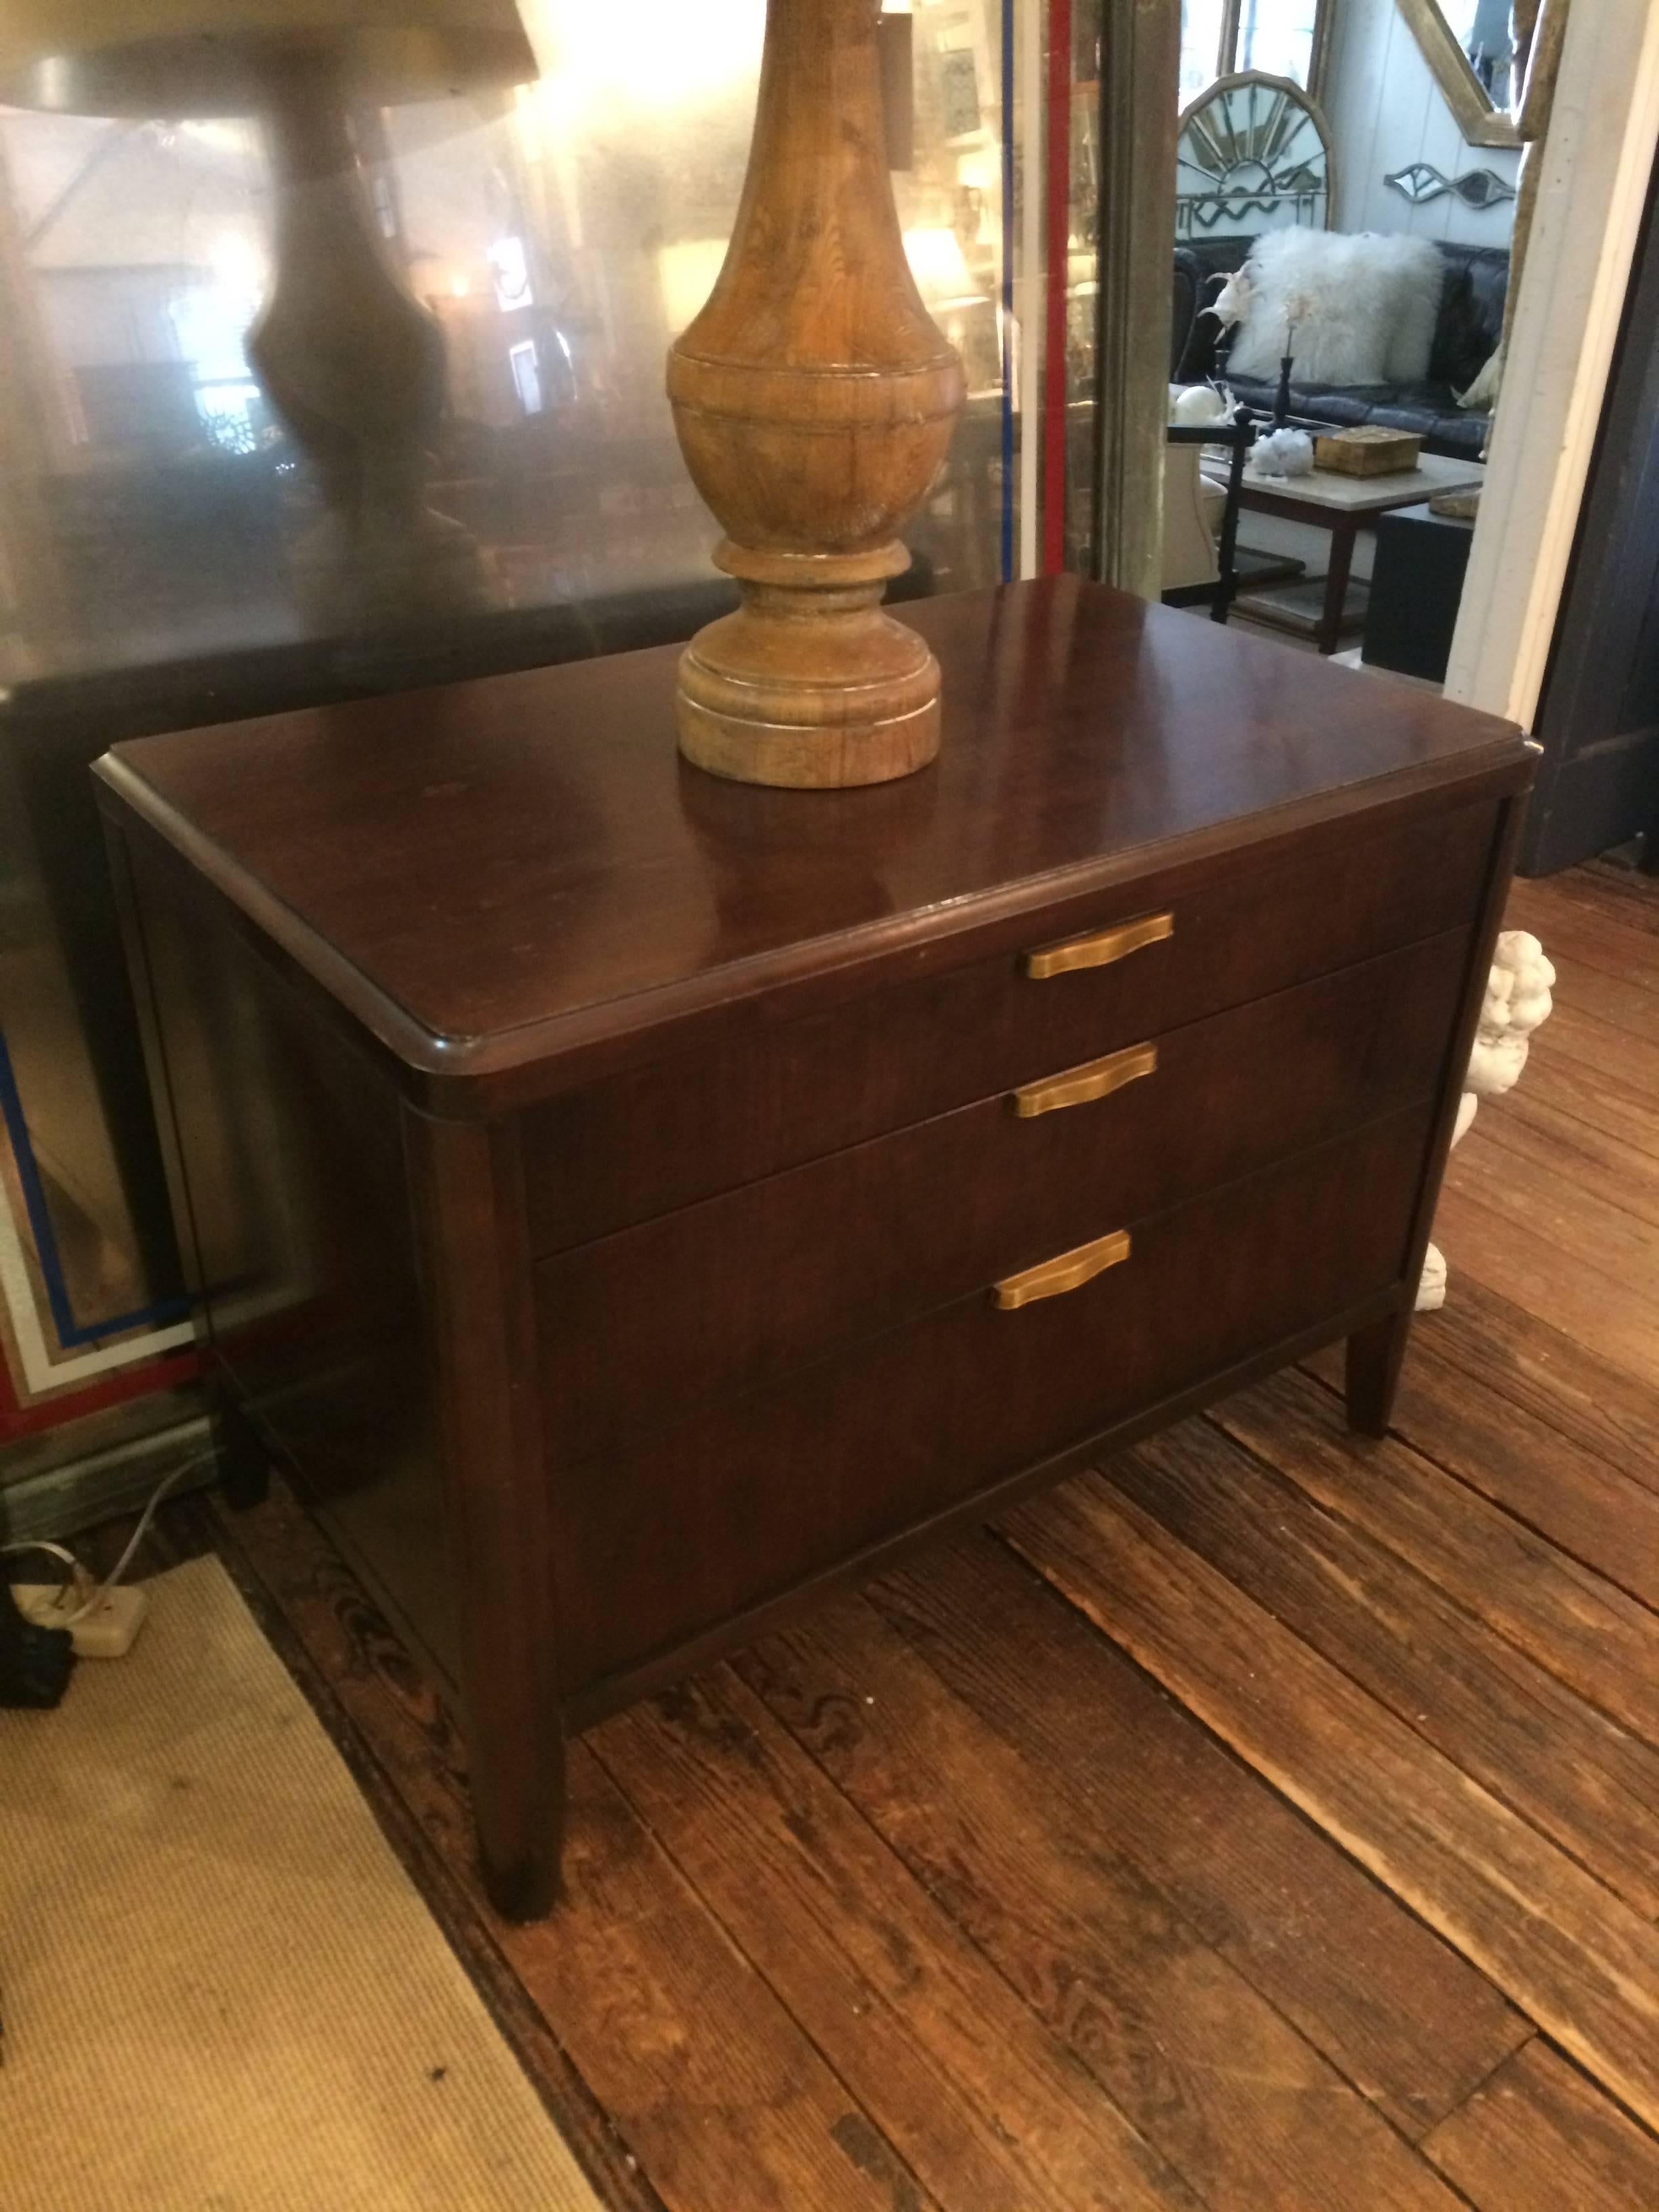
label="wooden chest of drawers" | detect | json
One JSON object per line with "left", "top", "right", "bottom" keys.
{"left": 96, "top": 577, "right": 1532, "bottom": 1917}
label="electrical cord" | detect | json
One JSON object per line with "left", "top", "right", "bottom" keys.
{"left": 2, "top": 1444, "right": 217, "bottom": 1626}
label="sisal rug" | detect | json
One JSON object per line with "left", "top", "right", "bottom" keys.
{"left": 0, "top": 1557, "right": 602, "bottom": 2211}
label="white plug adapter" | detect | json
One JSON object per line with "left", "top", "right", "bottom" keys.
{"left": 12, "top": 1579, "right": 150, "bottom": 1659}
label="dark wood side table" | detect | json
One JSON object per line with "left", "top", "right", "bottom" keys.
{"left": 1364, "top": 499, "right": 1478, "bottom": 684}
{"left": 96, "top": 577, "right": 1532, "bottom": 1917}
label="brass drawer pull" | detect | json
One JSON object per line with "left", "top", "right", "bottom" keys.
{"left": 1023, "top": 910, "right": 1174, "bottom": 980}
{"left": 1011, "top": 1040, "right": 1158, "bottom": 1119}
{"left": 994, "top": 1228, "right": 1132, "bottom": 1311}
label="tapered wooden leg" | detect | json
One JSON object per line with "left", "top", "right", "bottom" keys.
{"left": 1345, "top": 1309, "right": 1412, "bottom": 1437}
{"left": 1347, "top": 792, "right": 1525, "bottom": 1442}
{"left": 471, "top": 1731, "right": 567, "bottom": 1923}
{"left": 405, "top": 1107, "right": 565, "bottom": 1919}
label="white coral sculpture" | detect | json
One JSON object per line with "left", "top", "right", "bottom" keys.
{"left": 1252, "top": 426, "right": 1315, "bottom": 478}
{"left": 1418, "top": 930, "right": 1555, "bottom": 1311}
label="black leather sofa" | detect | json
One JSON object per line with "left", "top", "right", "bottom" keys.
{"left": 1172, "top": 236, "right": 1509, "bottom": 459}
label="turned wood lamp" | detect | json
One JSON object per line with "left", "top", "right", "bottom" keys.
{"left": 0, "top": 2, "right": 536, "bottom": 632}
{"left": 668, "top": 0, "right": 966, "bottom": 788}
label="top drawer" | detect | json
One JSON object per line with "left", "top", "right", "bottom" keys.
{"left": 523, "top": 794, "right": 1498, "bottom": 1254}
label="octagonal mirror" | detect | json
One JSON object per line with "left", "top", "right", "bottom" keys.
{"left": 1397, "top": 0, "right": 1524, "bottom": 148}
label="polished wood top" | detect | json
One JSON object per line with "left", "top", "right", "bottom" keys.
{"left": 96, "top": 577, "right": 1529, "bottom": 1099}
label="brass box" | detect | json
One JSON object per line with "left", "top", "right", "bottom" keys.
{"left": 1314, "top": 426, "right": 1425, "bottom": 477}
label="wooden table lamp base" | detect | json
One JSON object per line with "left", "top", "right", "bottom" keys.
{"left": 675, "top": 540, "right": 941, "bottom": 788}
{"left": 665, "top": 0, "right": 962, "bottom": 792}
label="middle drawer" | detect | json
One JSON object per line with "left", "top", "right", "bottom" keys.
{"left": 534, "top": 925, "right": 1468, "bottom": 1464}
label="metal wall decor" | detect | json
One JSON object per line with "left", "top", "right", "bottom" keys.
{"left": 1175, "top": 73, "right": 1332, "bottom": 240}
{"left": 1385, "top": 161, "right": 1517, "bottom": 209}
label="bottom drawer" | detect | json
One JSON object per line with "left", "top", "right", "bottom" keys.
{"left": 556, "top": 1102, "right": 1434, "bottom": 1694}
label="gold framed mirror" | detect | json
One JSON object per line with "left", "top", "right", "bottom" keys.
{"left": 1396, "top": 0, "right": 1524, "bottom": 148}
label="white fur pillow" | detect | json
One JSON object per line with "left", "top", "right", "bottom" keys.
{"left": 1225, "top": 230, "right": 1446, "bottom": 387}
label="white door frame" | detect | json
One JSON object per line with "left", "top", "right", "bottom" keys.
{"left": 1447, "top": 0, "right": 1659, "bottom": 729}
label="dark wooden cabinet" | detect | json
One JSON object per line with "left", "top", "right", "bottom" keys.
{"left": 96, "top": 577, "right": 1532, "bottom": 1917}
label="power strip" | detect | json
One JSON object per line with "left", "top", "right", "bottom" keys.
{"left": 11, "top": 1580, "right": 149, "bottom": 1659}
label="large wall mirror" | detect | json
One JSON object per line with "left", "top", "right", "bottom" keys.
{"left": 1180, "top": 3, "right": 1335, "bottom": 110}
{"left": 1396, "top": 0, "right": 1525, "bottom": 146}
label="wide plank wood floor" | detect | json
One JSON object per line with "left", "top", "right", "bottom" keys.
{"left": 186, "top": 859, "right": 1659, "bottom": 2209}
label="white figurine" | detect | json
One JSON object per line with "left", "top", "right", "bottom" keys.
{"left": 1418, "top": 930, "right": 1555, "bottom": 1311}
{"left": 1211, "top": 266, "right": 1255, "bottom": 333}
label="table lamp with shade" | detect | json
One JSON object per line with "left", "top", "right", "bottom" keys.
{"left": 0, "top": 1, "right": 539, "bottom": 630}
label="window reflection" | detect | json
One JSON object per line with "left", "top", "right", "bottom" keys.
{"left": 1181, "top": 1, "right": 1228, "bottom": 106}
{"left": 1181, "top": 1, "right": 1327, "bottom": 108}
{"left": 0, "top": 2, "right": 1101, "bottom": 1465}
{"left": 0, "top": 0, "right": 1067, "bottom": 684}
{"left": 1237, "top": 4, "right": 1319, "bottom": 89}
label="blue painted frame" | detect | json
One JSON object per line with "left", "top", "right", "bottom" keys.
{"left": 0, "top": 1026, "right": 190, "bottom": 1350}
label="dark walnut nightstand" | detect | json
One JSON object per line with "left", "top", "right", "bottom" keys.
{"left": 96, "top": 577, "right": 1532, "bottom": 1917}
